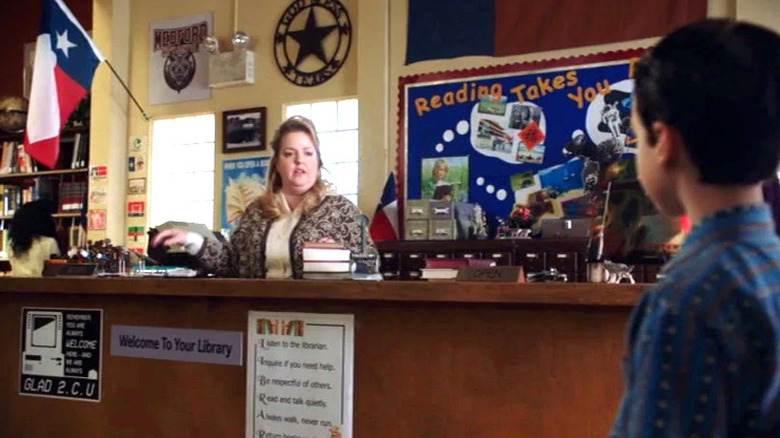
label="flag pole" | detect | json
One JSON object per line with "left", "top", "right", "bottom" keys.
{"left": 104, "top": 60, "right": 150, "bottom": 122}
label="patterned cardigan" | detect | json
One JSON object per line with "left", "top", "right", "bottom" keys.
{"left": 198, "top": 194, "right": 375, "bottom": 278}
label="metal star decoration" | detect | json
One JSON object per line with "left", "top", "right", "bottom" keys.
{"left": 287, "top": 7, "right": 338, "bottom": 67}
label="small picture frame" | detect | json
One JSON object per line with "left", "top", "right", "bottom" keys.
{"left": 223, "top": 107, "right": 266, "bottom": 153}
{"left": 128, "top": 178, "right": 146, "bottom": 195}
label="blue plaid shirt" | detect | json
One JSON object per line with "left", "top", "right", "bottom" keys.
{"left": 611, "top": 204, "right": 780, "bottom": 437}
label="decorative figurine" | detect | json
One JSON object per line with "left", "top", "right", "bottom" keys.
{"left": 472, "top": 203, "right": 488, "bottom": 239}
{"left": 603, "top": 260, "right": 635, "bottom": 284}
{"left": 495, "top": 217, "right": 509, "bottom": 239}
{"left": 351, "top": 214, "right": 381, "bottom": 280}
{"left": 527, "top": 267, "right": 568, "bottom": 283}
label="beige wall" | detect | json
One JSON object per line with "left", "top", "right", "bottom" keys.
{"left": 91, "top": 0, "right": 746, "bottom": 245}
{"left": 92, "top": 0, "right": 359, "bottom": 243}
{"left": 91, "top": 0, "right": 130, "bottom": 243}
{"left": 737, "top": 0, "right": 780, "bottom": 30}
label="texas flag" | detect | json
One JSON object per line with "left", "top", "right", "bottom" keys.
{"left": 25, "top": 0, "right": 104, "bottom": 169}
{"left": 369, "top": 173, "right": 399, "bottom": 242}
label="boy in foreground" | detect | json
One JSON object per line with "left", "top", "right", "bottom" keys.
{"left": 611, "top": 19, "right": 780, "bottom": 437}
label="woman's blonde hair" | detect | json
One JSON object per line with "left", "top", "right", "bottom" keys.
{"left": 256, "top": 116, "right": 330, "bottom": 218}
{"left": 433, "top": 158, "right": 448, "bottom": 173}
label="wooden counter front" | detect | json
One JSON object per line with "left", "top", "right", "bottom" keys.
{"left": 0, "top": 278, "right": 644, "bottom": 437}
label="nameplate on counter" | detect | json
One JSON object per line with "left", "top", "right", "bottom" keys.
{"left": 456, "top": 266, "right": 524, "bottom": 283}
{"left": 110, "top": 325, "right": 243, "bottom": 366}
{"left": 43, "top": 263, "right": 98, "bottom": 277}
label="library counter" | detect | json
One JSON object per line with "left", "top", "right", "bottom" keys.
{"left": 0, "top": 277, "right": 645, "bottom": 437}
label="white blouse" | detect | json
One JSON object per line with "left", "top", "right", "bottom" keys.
{"left": 263, "top": 194, "right": 302, "bottom": 278}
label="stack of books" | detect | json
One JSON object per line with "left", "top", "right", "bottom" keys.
{"left": 58, "top": 181, "right": 87, "bottom": 212}
{"left": 1, "top": 185, "right": 22, "bottom": 216}
{"left": 302, "top": 242, "right": 353, "bottom": 280}
{"left": 420, "top": 257, "right": 497, "bottom": 280}
{"left": 0, "top": 141, "right": 36, "bottom": 174}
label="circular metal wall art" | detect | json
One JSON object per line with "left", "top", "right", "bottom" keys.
{"left": 274, "top": 0, "right": 352, "bottom": 87}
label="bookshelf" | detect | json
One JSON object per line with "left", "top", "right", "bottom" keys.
{"left": 0, "top": 126, "right": 90, "bottom": 256}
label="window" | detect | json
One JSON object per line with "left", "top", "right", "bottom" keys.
{"left": 285, "top": 98, "right": 359, "bottom": 205}
{"left": 150, "top": 114, "right": 216, "bottom": 228}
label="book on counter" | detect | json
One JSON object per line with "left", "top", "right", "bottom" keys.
{"left": 302, "top": 242, "right": 351, "bottom": 262}
{"left": 420, "top": 268, "right": 459, "bottom": 280}
{"left": 302, "top": 242, "right": 353, "bottom": 279}
{"left": 302, "top": 271, "right": 353, "bottom": 280}
{"left": 302, "top": 261, "right": 352, "bottom": 273}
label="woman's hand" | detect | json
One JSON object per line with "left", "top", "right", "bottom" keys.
{"left": 151, "top": 229, "right": 188, "bottom": 247}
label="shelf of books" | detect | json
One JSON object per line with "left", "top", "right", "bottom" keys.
{"left": 0, "top": 126, "right": 90, "bottom": 257}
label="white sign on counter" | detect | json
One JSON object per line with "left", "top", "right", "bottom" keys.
{"left": 246, "top": 312, "right": 354, "bottom": 438}
{"left": 19, "top": 308, "right": 103, "bottom": 402}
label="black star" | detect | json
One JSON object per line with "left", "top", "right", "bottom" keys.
{"left": 286, "top": 7, "right": 337, "bottom": 67}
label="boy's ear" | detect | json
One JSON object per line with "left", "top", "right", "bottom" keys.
{"left": 651, "top": 121, "right": 682, "bottom": 167}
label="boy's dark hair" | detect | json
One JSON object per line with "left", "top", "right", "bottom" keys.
{"left": 634, "top": 19, "right": 780, "bottom": 184}
{"left": 9, "top": 199, "right": 57, "bottom": 256}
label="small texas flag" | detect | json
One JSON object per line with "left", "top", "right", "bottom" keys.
{"left": 369, "top": 173, "right": 399, "bottom": 242}
{"left": 25, "top": 0, "right": 104, "bottom": 169}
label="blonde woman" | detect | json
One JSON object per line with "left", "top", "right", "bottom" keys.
{"left": 153, "top": 116, "right": 373, "bottom": 278}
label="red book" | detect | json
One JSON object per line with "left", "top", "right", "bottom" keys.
{"left": 425, "top": 258, "right": 496, "bottom": 269}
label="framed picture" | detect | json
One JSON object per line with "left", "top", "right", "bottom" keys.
{"left": 127, "top": 178, "right": 146, "bottom": 195}
{"left": 223, "top": 107, "right": 266, "bottom": 153}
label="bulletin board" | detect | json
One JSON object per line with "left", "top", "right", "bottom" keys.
{"left": 397, "top": 49, "right": 646, "bottom": 232}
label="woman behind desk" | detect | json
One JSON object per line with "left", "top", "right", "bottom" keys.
{"left": 8, "top": 200, "right": 60, "bottom": 277}
{"left": 152, "top": 116, "right": 374, "bottom": 278}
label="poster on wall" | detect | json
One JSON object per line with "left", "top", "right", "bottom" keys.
{"left": 19, "top": 308, "right": 103, "bottom": 402}
{"left": 127, "top": 201, "right": 146, "bottom": 218}
{"left": 88, "top": 209, "right": 106, "bottom": 231}
{"left": 399, "top": 50, "right": 645, "bottom": 233}
{"left": 149, "top": 13, "right": 212, "bottom": 105}
{"left": 222, "top": 157, "right": 270, "bottom": 234}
